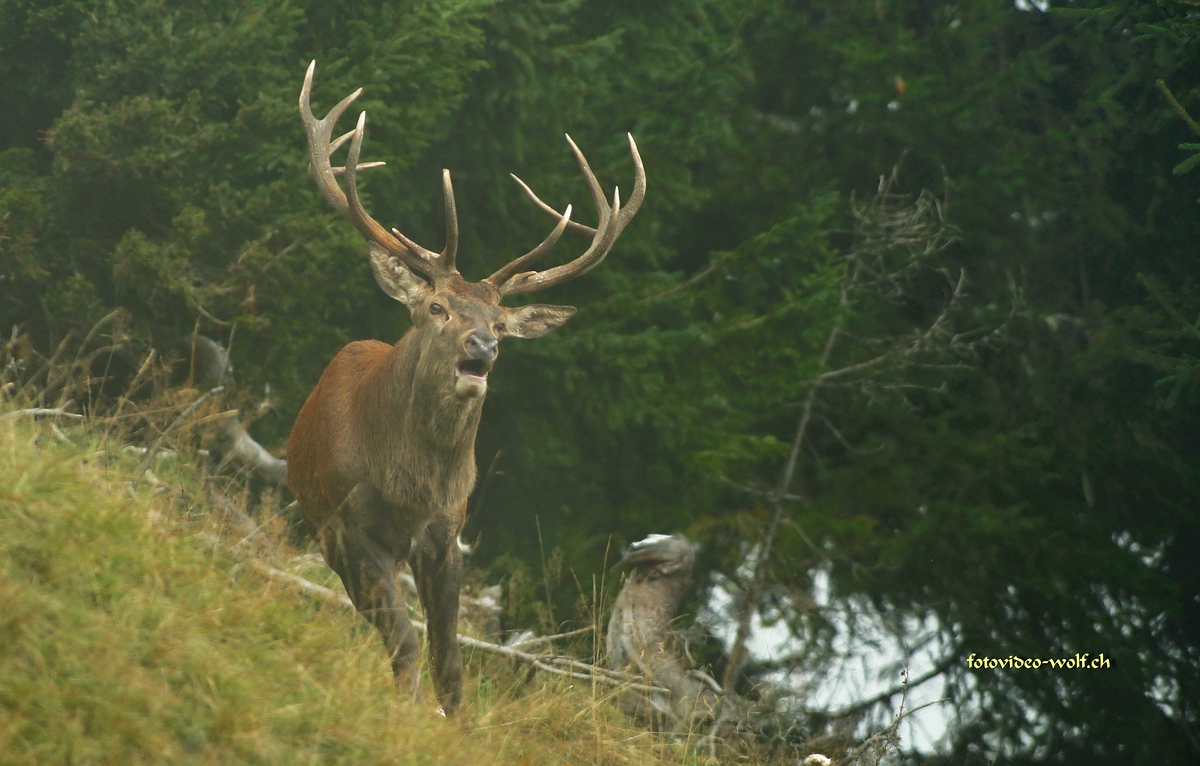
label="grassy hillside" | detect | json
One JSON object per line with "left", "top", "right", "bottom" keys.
{"left": 0, "top": 412, "right": 712, "bottom": 766}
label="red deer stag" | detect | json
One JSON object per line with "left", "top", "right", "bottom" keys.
{"left": 286, "top": 62, "right": 644, "bottom": 714}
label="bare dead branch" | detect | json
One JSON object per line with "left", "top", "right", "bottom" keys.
{"left": 719, "top": 474, "right": 806, "bottom": 503}
{"left": 722, "top": 287, "right": 846, "bottom": 692}
{"left": 134, "top": 386, "right": 224, "bottom": 484}
{"left": 1, "top": 404, "right": 86, "bottom": 422}
{"left": 225, "top": 418, "right": 287, "bottom": 485}
{"left": 508, "top": 626, "right": 595, "bottom": 649}
{"left": 826, "top": 654, "right": 956, "bottom": 719}
{"left": 638, "top": 249, "right": 737, "bottom": 305}
{"left": 815, "top": 351, "right": 892, "bottom": 383}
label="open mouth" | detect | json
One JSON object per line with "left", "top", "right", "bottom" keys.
{"left": 455, "top": 358, "right": 492, "bottom": 381}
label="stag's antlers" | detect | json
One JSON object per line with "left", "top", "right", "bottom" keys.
{"left": 299, "top": 61, "right": 645, "bottom": 291}
{"left": 490, "top": 133, "right": 645, "bottom": 296}
{"left": 300, "top": 61, "right": 454, "bottom": 280}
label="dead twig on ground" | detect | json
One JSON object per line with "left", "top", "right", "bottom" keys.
{"left": 1, "top": 403, "right": 86, "bottom": 422}
{"left": 509, "top": 626, "right": 594, "bottom": 649}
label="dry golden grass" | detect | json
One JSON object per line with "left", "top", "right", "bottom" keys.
{"left": 0, "top": 408, "right": 733, "bottom": 766}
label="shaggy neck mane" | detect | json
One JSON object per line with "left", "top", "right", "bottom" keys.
{"left": 354, "top": 329, "right": 484, "bottom": 500}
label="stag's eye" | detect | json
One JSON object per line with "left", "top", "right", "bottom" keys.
{"left": 429, "top": 302, "right": 444, "bottom": 316}
{"left": 494, "top": 322, "right": 506, "bottom": 334}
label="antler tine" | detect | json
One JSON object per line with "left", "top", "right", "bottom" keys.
{"left": 343, "top": 112, "right": 439, "bottom": 268}
{"left": 299, "top": 61, "right": 450, "bottom": 280}
{"left": 507, "top": 133, "right": 646, "bottom": 240}
{"left": 442, "top": 169, "right": 459, "bottom": 271}
{"left": 299, "top": 61, "right": 359, "bottom": 217}
{"left": 500, "top": 186, "right": 621, "bottom": 296}
{"left": 329, "top": 127, "right": 386, "bottom": 176}
{"left": 510, "top": 173, "right": 597, "bottom": 236}
{"left": 331, "top": 161, "right": 385, "bottom": 176}
{"left": 619, "top": 133, "right": 647, "bottom": 234}
{"left": 485, "top": 204, "right": 573, "bottom": 287}
{"left": 566, "top": 134, "right": 609, "bottom": 222}
{"left": 496, "top": 135, "right": 643, "bottom": 296}
{"left": 329, "top": 128, "right": 357, "bottom": 154}
{"left": 387, "top": 169, "right": 460, "bottom": 268}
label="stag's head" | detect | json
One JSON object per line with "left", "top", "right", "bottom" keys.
{"left": 300, "top": 62, "right": 645, "bottom": 398}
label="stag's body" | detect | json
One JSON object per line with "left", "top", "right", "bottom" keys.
{"left": 290, "top": 337, "right": 481, "bottom": 536}
{"left": 287, "top": 61, "right": 643, "bottom": 714}
{"left": 289, "top": 333, "right": 479, "bottom": 710}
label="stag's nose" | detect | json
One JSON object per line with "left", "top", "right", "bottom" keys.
{"left": 464, "top": 331, "right": 499, "bottom": 363}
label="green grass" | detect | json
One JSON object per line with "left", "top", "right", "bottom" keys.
{"left": 0, "top": 414, "right": 711, "bottom": 766}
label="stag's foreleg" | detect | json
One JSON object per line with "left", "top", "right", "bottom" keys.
{"left": 411, "top": 511, "right": 465, "bottom": 714}
{"left": 319, "top": 512, "right": 422, "bottom": 695}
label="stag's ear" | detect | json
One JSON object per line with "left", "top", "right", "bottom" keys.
{"left": 502, "top": 304, "right": 577, "bottom": 339}
{"left": 369, "top": 243, "right": 431, "bottom": 309}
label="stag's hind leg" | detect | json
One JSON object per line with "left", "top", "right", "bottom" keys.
{"left": 320, "top": 518, "right": 422, "bottom": 694}
{"left": 411, "top": 512, "right": 465, "bottom": 714}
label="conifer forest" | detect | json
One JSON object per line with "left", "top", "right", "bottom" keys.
{"left": 1, "top": 1, "right": 1199, "bottom": 763}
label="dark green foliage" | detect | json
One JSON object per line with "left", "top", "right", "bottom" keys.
{"left": 3, "top": 0, "right": 1200, "bottom": 761}
{"left": 1, "top": 0, "right": 489, "bottom": 419}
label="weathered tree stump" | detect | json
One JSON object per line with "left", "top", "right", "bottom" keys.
{"left": 606, "top": 534, "right": 722, "bottom": 730}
